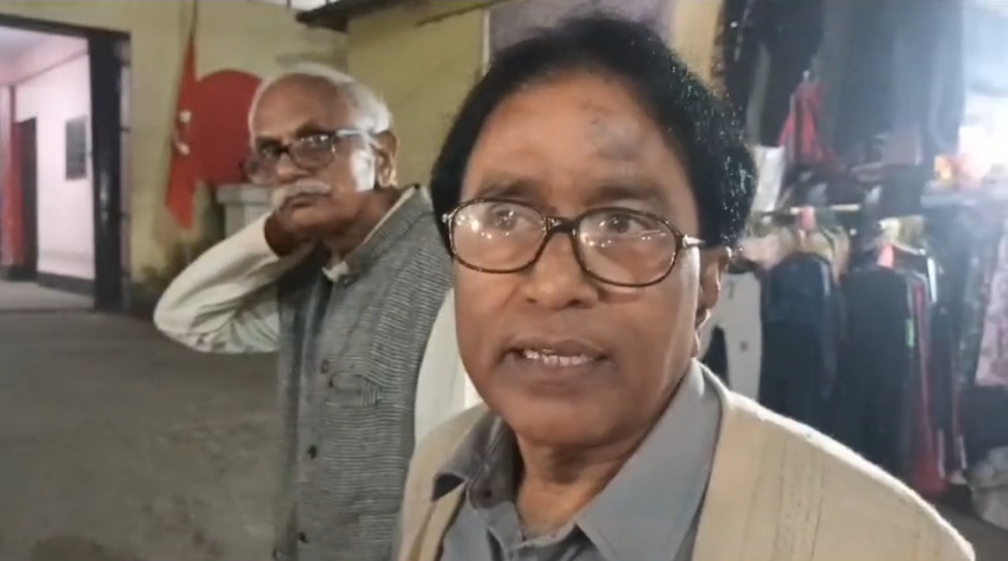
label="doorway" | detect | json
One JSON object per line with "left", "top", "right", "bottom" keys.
{"left": 0, "top": 15, "right": 128, "bottom": 313}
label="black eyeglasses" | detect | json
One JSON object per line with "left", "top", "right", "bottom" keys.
{"left": 442, "top": 198, "right": 704, "bottom": 288}
{"left": 242, "top": 128, "right": 369, "bottom": 185}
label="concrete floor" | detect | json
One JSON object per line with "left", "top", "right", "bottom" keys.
{"left": 0, "top": 284, "right": 277, "bottom": 560}
{"left": 0, "top": 281, "right": 1005, "bottom": 560}
{"left": 0, "top": 280, "right": 92, "bottom": 312}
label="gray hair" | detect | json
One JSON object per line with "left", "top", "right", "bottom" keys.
{"left": 247, "top": 63, "right": 392, "bottom": 137}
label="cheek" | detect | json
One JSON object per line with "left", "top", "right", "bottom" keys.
{"left": 630, "top": 255, "right": 700, "bottom": 365}
{"left": 348, "top": 150, "right": 376, "bottom": 192}
{"left": 453, "top": 266, "right": 506, "bottom": 372}
{"left": 316, "top": 152, "right": 375, "bottom": 193}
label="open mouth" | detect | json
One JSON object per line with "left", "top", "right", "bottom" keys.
{"left": 516, "top": 348, "right": 601, "bottom": 367}
{"left": 512, "top": 342, "right": 604, "bottom": 370}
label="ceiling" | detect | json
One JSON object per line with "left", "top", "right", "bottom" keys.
{"left": 0, "top": 27, "right": 53, "bottom": 58}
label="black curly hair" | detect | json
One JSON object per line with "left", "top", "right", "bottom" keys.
{"left": 428, "top": 12, "right": 756, "bottom": 248}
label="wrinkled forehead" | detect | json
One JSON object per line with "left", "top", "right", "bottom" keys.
{"left": 250, "top": 75, "right": 354, "bottom": 142}
{"left": 462, "top": 73, "right": 694, "bottom": 218}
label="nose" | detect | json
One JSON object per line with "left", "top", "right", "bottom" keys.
{"left": 274, "top": 152, "right": 309, "bottom": 185}
{"left": 518, "top": 233, "right": 600, "bottom": 310}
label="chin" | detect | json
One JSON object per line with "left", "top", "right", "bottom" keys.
{"left": 499, "top": 396, "right": 615, "bottom": 448}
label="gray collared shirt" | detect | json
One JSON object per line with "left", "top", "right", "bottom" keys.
{"left": 430, "top": 363, "right": 722, "bottom": 561}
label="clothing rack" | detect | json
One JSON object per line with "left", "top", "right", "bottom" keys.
{"left": 750, "top": 204, "right": 863, "bottom": 232}
{"left": 754, "top": 203, "right": 862, "bottom": 217}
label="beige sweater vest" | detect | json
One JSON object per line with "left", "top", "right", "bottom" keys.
{"left": 397, "top": 374, "right": 974, "bottom": 561}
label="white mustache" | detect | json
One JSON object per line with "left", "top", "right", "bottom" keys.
{"left": 271, "top": 181, "right": 332, "bottom": 209}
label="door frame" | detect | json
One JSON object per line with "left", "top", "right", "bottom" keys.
{"left": 0, "top": 14, "right": 130, "bottom": 312}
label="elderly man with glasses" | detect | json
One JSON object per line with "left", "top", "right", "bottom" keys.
{"left": 395, "top": 14, "right": 973, "bottom": 561}
{"left": 154, "top": 64, "right": 473, "bottom": 561}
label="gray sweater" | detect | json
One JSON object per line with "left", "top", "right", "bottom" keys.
{"left": 272, "top": 191, "right": 452, "bottom": 561}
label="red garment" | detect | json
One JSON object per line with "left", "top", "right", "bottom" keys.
{"left": 910, "top": 281, "right": 947, "bottom": 498}
{"left": 164, "top": 16, "right": 200, "bottom": 229}
{"left": 779, "top": 81, "right": 833, "bottom": 167}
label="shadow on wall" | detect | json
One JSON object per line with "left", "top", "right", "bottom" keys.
{"left": 139, "top": 184, "right": 224, "bottom": 304}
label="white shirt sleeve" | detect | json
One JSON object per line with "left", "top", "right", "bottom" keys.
{"left": 152, "top": 214, "right": 308, "bottom": 354}
{"left": 413, "top": 289, "right": 481, "bottom": 446}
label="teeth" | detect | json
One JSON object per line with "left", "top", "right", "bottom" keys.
{"left": 520, "top": 349, "right": 594, "bottom": 367}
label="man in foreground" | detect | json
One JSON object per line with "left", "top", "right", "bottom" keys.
{"left": 396, "top": 14, "right": 974, "bottom": 561}
{"left": 154, "top": 64, "right": 470, "bottom": 561}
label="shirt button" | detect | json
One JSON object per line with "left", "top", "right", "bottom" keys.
{"left": 298, "top": 531, "right": 308, "bottom": 543}
{"left": 307, "top": 444, "right": 318, "bottom": 459}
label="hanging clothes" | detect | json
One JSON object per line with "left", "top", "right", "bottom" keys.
{"left": 907, "top": 271, "right": 947, "bottom": 499}
{"left": 718, "top": 0, "right": 824, "bottom": 144}
{"left": 778, "top": 79, "right": 833, "bottom": 169}
{"left": 822, "top": 0, "right": 895, "bottom": 156}
{"left": 832, "top": 266, "right": 917, "bottom": 481}
{"left": 759, "top": 252, "right": 839, "bottom": 432}
{"left": 720, "top": 0, "right": 768, "bottom": 119}
{"left": 757, "top": 0, "right": 825, "bottom": 146}
{"left": 974, "top": 218, "right": 1008, "bottom": 387}
{"left": 926, "top": 203, "right": 1006, "bottom": 475}
{"left": 699, "top": 271, "right": 763, "bottom": 400}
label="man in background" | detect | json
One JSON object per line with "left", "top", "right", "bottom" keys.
{"left": 154, "top": 64, "right": 471, "bottom": 561}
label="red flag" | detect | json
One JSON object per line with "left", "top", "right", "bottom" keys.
{"left": 164, "top": 12, "right": 199, "bottom": 228}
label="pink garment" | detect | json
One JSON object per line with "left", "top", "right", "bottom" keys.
{"left": 975, "top": 219, "right": 1008, "bottom": 387}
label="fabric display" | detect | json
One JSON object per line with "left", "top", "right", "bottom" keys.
{"left": 703, "top": 199, "right": 1008, "bottom": 508}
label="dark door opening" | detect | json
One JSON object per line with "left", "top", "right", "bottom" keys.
{"left": 89, "top": 33, "right": 126, "bottom": 312}
{"left": 16, "top": 117, "right": 37, "bottom": 280}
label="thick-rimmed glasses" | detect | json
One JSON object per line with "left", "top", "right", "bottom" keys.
{"left": 442, "top": 198, "right": 705, "bottom": 288}
{"left": 242, "top": 128, "right": 370, "bottom": 185}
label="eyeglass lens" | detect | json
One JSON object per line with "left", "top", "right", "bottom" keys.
{"left": 451, "top": 200, "right": 680, "bottom": 286}
{"left": 243, "top": 133, "right": 351, "bottom": 183}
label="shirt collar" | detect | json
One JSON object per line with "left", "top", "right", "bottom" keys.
{"left": 432, "top": 362, "right": 723, "bottom": 560}
{"left": 577, "top": 362, "right": 721, "bottom": 560}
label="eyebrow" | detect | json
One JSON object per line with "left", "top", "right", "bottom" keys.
{"left": 584, "top": 182, "right": 672, "bottom": 210}
{"left": 474, "top": 177, "right": 674, "bottom": 213}
{"left": 254, "top": 122, "right": 332, "bottom": 146}
{"left": 474, "top": 179, "right": 540, "bottom": 201}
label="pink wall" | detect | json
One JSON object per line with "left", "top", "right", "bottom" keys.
{"left": 0, "top": 34, "right": 86, "bottom": 86}
{"left": 8, "top": 35, "right": 93, "bottom": 280}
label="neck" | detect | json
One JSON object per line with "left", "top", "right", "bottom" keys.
{"left": 514, "top": 426, "right": 650, "bottom": 537}
{"left": 322, "top": 187, "right": 401, "bottom": 257}
{"left": 514, "top": 369, "right": 688, "bottom": 536}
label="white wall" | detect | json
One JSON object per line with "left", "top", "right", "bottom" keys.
{"left": 12, "top": 36, "right": 93, "bottom": 281}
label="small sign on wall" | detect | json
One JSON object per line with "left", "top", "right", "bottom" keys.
{"left": 65, "top": 116, "right": 88, "bottom": 180}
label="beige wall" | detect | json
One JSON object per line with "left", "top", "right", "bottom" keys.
{"left": 0, "top": 1, "right": 344, "bottom": 297}
{"left": 344, "top": 0, "right": 722, "bottom": 190}
{"left": 346, "top": 1, "right": 487, "bottom": 187}
{"left": 0, "top": 0, "right": 719, "bottom": 305}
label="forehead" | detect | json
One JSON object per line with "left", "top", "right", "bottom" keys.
{"left": 250, "top": 75, "right": 353, "bottom": 139}
{"left": 462, "top": 72, "right": 692, "bottom": 214}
